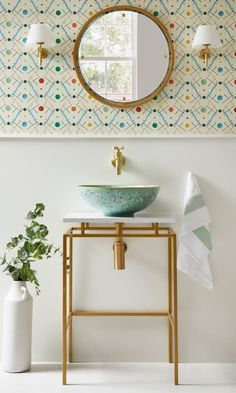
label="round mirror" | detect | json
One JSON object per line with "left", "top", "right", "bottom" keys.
{"left": 73, "top": 6, "right": 174, "bottom": 107}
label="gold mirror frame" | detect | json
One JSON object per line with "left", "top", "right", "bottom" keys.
{"left": 73, "top": 6, "right": 174, "bottom": 108}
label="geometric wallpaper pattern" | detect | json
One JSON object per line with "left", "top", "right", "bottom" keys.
{"left": 0, "top": 0, "right": 235, "bottom": 137}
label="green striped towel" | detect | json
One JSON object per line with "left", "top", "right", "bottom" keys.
{"left": 177, "top": 172, "right": 213, "bottom": 289}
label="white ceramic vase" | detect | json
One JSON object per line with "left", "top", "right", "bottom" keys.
{"left": 2, "top": 281, "right": 33, "bottom": 372}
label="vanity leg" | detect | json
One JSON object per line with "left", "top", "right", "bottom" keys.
{"left": 168, "top": 236, "right": 173, "bottom": 363}
{"left": 69, "top": 237, "right": 73, "bottom": 363}
{"left": 173, "top": 234, "right": 179, "bottom": 385}
{"left": 62, "top": 235, "right": 67, "bottom": 385}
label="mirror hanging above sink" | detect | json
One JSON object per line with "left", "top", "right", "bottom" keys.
{"left": 73, "top": 6, "right": 174, "bottom": 108}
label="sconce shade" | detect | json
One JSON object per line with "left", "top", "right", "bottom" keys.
{"left": 26, "top": 23, "right": 55, "bottom": 48}
{"left": 192, "top": 25, "right": 222, "bottom": 48}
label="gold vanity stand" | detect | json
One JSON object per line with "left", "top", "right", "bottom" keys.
{"left": 62, "top": 212, "right": 179, "bottom": 385}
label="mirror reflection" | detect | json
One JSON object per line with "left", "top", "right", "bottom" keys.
{"left": 74, "top": 8, "right": 174, "bottom": 106}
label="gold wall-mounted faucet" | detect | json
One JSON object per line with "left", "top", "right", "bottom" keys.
{"left": 111, "top": 146, "right": 126, "bottom": 175}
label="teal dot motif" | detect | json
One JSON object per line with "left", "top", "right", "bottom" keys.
{"left": 55, "top": 66, "right": 61, "bottom": 72}
{"left": 56, "top": 38, "right": 61, "bottom": 44}
{"left": 217, "top": 95, "right": 223, "bottom": 101}
{"left": 6, "top": 77, "right": 11, "bottom": 83}
{"left": 152, "top": 123, "right": 158, "bottom": 128}
{"left": 22, "top": 94, "right": 28, "bottom": 99}
{"left": 201, "top": 79, "right": 207, "bottom": 85}
{"left": 22, "top": 9, "right": 28, "bottom": 15}
{"left": 55, "top": 94, "right": 61, "bottom": 100}
{"left": 56, "top": 10, "right": 61, "bottom": 16}
{"left": 153, "top": 96, "right": 158, "bottom": 100}
{"left": 22, "top": 121, "right": 27, "bottom": 127}
{"left": 217, "top": 67, "right": 224, "bottom": 73}
{"left": 154, "top": 11, "right": 159, "bottom": 16}
{"left": 55, "top": 122, "right": 60, "bottom": 127}
{"left": 22, "top": 66, "right": 28, "bottom": 71}
{"left": 218, "top": 11, "right": 224, "bottom": 16}
{"left": 6, "top": 49, "right": 12, "bottom": 55}
{"left": 22, "top": 37, "right": 27, "bottom": 44}
{"left": 119, "top": 122, "right": 125, "bottom": 128}
{"left": 217, "top": 123, "right": 223, "bottom": 128}
{"left": 103, "top": 106, "right": 109, "bottom": 112}
{"left": 201, "top": 107, "right": 207, "bottom": 113}
{"left": 6, "top": 21, "right": 11, "bottom": 27}
{"left": 5, "top": 105, "right": 11, "bottom": 111}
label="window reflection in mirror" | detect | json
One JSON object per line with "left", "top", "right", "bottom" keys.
{"left": 80, "top": 12, "right": 135, "bottom": 101}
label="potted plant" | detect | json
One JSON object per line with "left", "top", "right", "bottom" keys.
{"left": 1, "top": 203, "right": 59, "bottom": 372}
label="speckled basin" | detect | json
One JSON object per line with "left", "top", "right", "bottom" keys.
{"left": 79, "top": 185, "right": 160, "bottom": 217}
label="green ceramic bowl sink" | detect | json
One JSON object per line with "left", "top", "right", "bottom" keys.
{"left": 79, "top": 185, "right": 160, "bottom": 217}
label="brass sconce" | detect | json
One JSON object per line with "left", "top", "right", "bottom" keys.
{"left": 26, "top": 22, "right": 55, "bottom": 67}
{"left": 192, "top": 25, "right": 222, "bottom": 67}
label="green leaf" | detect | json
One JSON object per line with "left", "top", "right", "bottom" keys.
{"left": 15, "top": 261, "right": 24, "bottom": 269}
{"left": 36, "top": 203, "right": 45, "bottom": 209}
{"left": 26, "top": 226, "right": 35, "bottom": 238}
{"left": 26, "top": 211, "right": 37, "bottom": 220}
{"left": 6, "top": 237, "right": 19, "bottom": 249}
{"left": 24, "top": 241, "right": 33, "bottom": 255}
{"left": 17, "top": 248, "right": 28, "bottom": 261}
{"left": 35, "top": 203, "right": 45, "bottom": 215}
{"left": 12, "top": 237, "right": 19, "bottom": 246}
{"left": 38, "top": 243, "right": 46, "bottom": 254}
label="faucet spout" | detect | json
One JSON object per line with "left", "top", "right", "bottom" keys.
{"left": 112, "top": 146, "right": 126, "bottom": 176}
{"left": 115, "top": 157, "right": 122, "bottom": 175}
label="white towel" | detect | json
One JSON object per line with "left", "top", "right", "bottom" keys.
{"left": 177, "top": 172, "right": 213, "bottom": 289}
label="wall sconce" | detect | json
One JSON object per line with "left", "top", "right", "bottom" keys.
{"left": 192, "top": 25, "right": 222, "bottom": 67}
{"left": 26, "top": 22, "right": 55, "bottom": 67}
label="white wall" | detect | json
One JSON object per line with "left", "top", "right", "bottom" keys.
{"left": 0, "top": 137, "right": 235, "bottom": 363}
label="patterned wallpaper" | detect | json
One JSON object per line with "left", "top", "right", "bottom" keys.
{"left": 0, "top": 0, "right": 235, "bottom": 137}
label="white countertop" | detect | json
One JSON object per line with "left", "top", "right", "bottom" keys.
{"left": 63, "top": 211, "right": 175, "bottom": 224}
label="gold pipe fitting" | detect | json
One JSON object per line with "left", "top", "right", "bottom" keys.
{"left": 111, "top": 146, "right": 126, "bottom": 175}
{"left": 113, "top": 239, "right": 127, "bottom": 270}
{"left": 113, "top": 223, "right": 127, "bottom": 270}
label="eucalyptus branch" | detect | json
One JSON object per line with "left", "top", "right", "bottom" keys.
{"left": 1, "top": 203, "right": 60, "bottom": 295}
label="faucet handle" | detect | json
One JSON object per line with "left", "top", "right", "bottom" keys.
{"left": 113, "top": 146, "right": 124, "bottom": 152}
